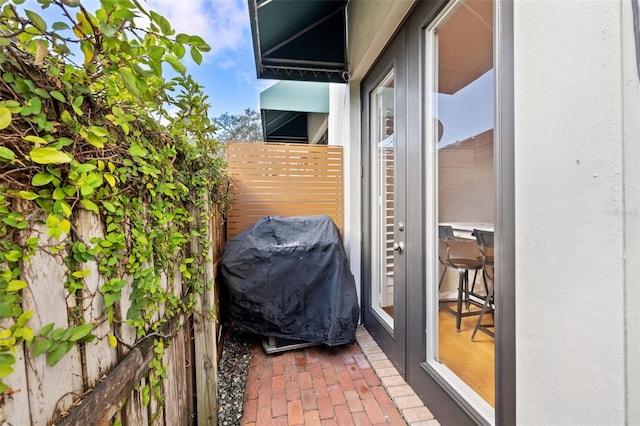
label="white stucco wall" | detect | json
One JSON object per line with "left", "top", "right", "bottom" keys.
{"left": 623, "top": 1, "right": 640, "bottom": 424}
{"left": 329, "top": 83, "right": 361, "bottom": 304}
{"left": 346, "top": 0, "right": 414, "bottom": 81}
{"left": 331, "top": 1, "right": 416, "bottom": 313}
{"left": 514, "top": 2, "right": 628, "bottom": 424}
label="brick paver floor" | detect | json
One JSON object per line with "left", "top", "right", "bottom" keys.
{"left": 240, "top": 327, "right": 439, "bottom": 426}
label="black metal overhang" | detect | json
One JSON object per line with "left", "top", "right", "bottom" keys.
{"left": 263, "top": 110, "right": 308, "bottom": 143}
{"left": 248, "top": 0, "right": 348, "bottom": 83}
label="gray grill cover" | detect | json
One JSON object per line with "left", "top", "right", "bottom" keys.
{"left": 219, "top": 215, "right": 359, "bottom": 346}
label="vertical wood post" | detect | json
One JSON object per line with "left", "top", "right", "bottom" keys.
{"left": 191, "top": 196, "right": 218, "bottom": 425}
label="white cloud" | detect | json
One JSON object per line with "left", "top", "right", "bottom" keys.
{"left": 217, "top": 58, "right": 237, "bottom": 69}
{"left": 253, "top": 78, "right": 277, "bottom": 93}
{"left": 237, "top": 71, "right": 273, "bottom": 93}
{"left": 144, "top": 0, "right": 250, "bottom": 57}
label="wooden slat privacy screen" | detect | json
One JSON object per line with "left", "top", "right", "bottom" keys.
{"left": 226, "top": 142, "right": 344, "bottom": 239}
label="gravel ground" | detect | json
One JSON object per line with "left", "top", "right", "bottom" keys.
{"left": 217, "top": 329, "right": 255, "bottom": 426}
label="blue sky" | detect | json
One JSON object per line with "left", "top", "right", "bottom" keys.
{"left": 27, "top": 0, "right": 273, "bottom": 118}
{"left": 438, "top": 69, "right": 494, "bottom": 148}
{"left": 142, "top": 0, "right": 274, "bottom": 118}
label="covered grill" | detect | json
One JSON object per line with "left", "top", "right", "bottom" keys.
{"left": 219, "top": 214, "right": 359, "bottom": 346}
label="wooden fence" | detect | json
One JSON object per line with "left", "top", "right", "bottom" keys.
{"left": 226, "top": 142, "right": 344, "bottom": 239}
{"left": 0, "top": 203, "right": 225, "bottom": 426}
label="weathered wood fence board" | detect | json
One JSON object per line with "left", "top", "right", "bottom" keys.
{"left": 123, "top": 384, "right": 148, "bottom": 425}
{"left": 163, "top": 326, "right": 189, "bottom": 425}
{"left": 226, "top": 142, "right": 344, "bottom": 239}
{"left": 20, "top": 221, "right": 84, "bottom": 423}
{"left": 117, "top": 276, "right": 139, "bottom": 351}
{"left": 2, "top": 202, "right": 225, "bottom": 425}
{"left": 77, "top": 210, "right": 117, "bottom": 388}
{"left": 1, "top": 331, "right": 29, "bottom": 424}
{"left": 58, "top": 335, "right": 156, "bottom": 426}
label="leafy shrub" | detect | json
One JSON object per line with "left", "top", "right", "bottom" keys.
{"left": 0, "top": 0, "right": 228, "bottom": 400}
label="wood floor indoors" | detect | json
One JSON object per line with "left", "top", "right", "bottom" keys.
{"left": 382, "top": 305, "right": 394, "bottom": 317}
{"left": 438, "top": 303, "right": 495, "bottom": 407}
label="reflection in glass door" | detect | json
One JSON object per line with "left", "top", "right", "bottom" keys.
{"left": 426, "top": 0, "right": 495, "bottom": 417}
{"left": 371, "top": 71, "right": 395, "bottom": 329}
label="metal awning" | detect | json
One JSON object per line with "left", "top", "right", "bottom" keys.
{"left": 260, "top": 81, "right": 329, "bottom": 143}
{"left": 248, "top": 0, "right": 348, "bottom": 83}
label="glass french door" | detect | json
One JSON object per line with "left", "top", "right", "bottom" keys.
{"left": 425, "top": 0, "right": 496, "bottom": 422}
{"left": 370, "top": 70, "right": 397, "bottom": 329}
{"left": 362, "top": 30, "right": 407, "bottom": 372}
{"left": 361, "top": 1, "right": 513, "bottom": 424}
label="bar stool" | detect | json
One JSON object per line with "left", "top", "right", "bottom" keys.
{"left": 470, "top": 234, "right": 493, "bottom": 299}
{"left": 438, "top": 225, "right": 483, "bottom": 331}
{"left": 471, "top": 228, "right": 495, "bottom": 340}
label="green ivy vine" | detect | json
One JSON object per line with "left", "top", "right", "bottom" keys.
{"left": 0, "top": 0, "right": 229, "bottom": 408}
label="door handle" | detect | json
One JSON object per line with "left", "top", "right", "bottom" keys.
{"left": 393, "top": 241, "right": 405, "bottom": 253}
